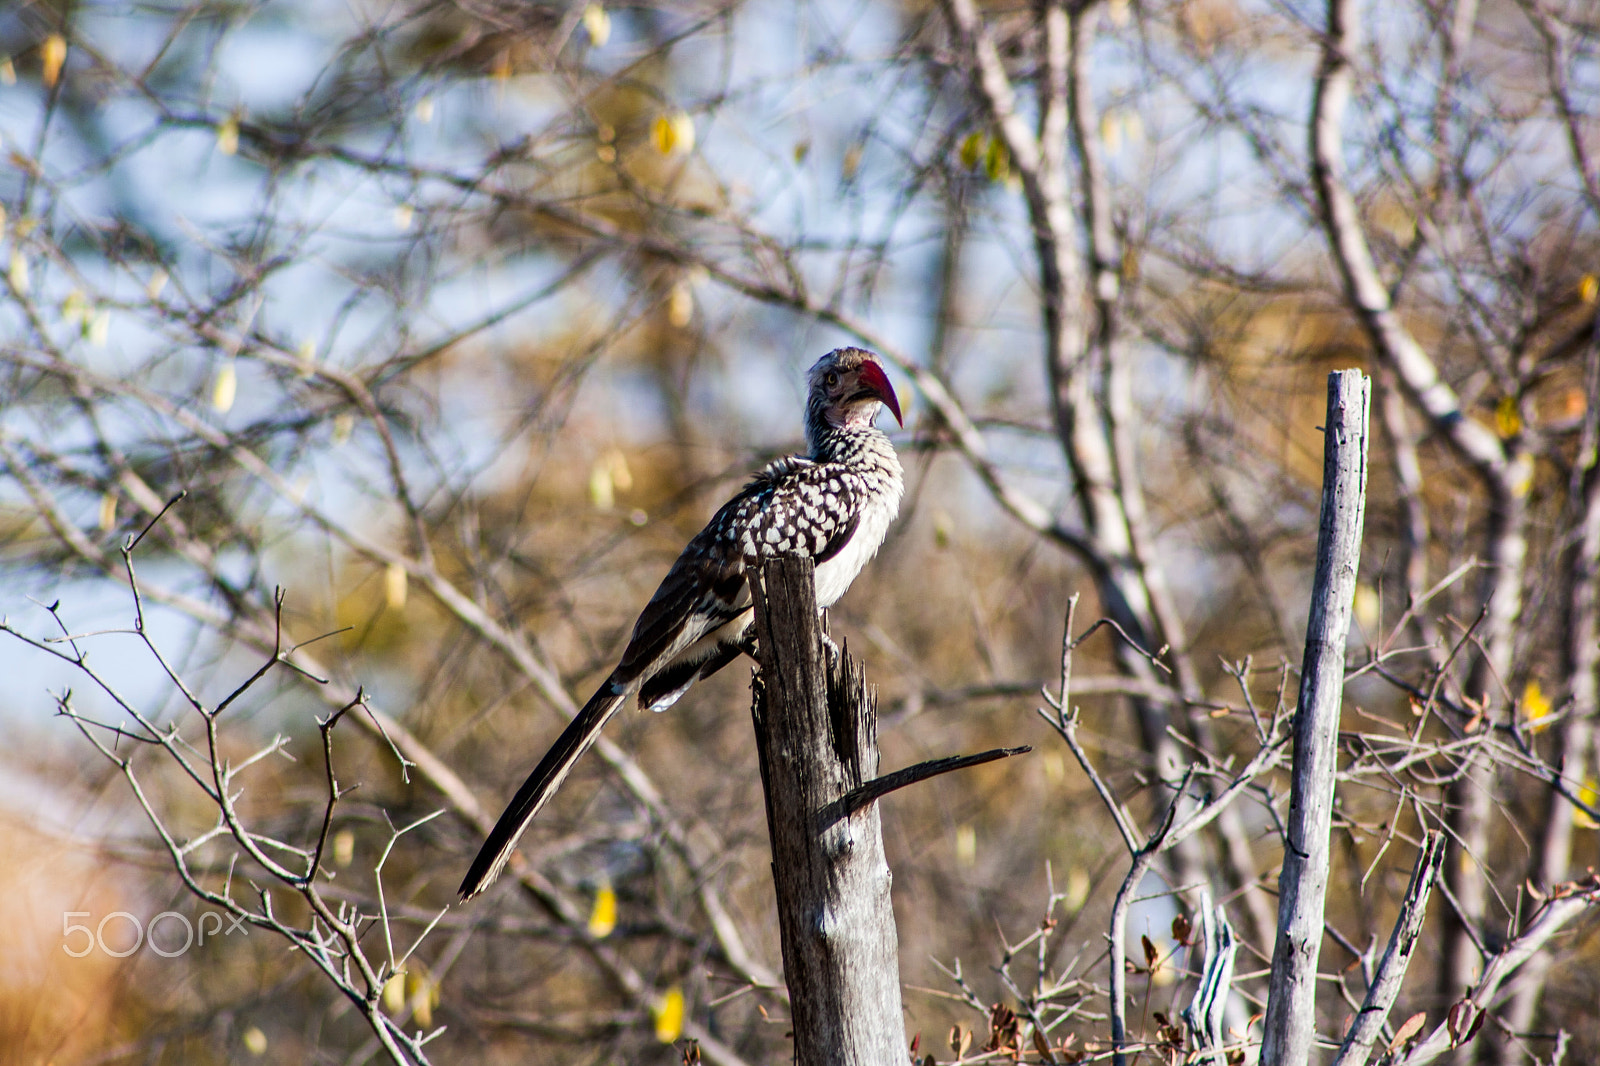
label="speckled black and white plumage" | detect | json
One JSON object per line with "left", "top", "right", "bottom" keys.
{"left": 461, "top": 347, "right": 904, "bottom": 899}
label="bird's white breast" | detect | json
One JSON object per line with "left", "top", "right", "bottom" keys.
{"left": 813, "top": 490, "right": 899, "bottom": 608}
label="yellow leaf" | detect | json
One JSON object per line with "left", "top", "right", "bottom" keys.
{"left": 955, "top": 823, "right": 976, "bottom": 867}
{"left": 216, "top": 115, "right": 240, "bottom": 156}
{"left": 393, "top": 204, "right": 414, "bottom": 231}
{"left": 653, "top": 986, "right": 685, "bottom": 1042}
{"left": 958, "top": 130, "right": 983, "bottom": 170}
{"left": 62, "top": 288, "right": 88, "bottom": 323}
{"left": 1576, "top": 776, "right": 1600, "bottom": 830}
{"left": 9, "top": 251, "right": 29, "bottom": 294}
{"left": 212, "top": 362, "right": 237, "bottom": 412}
{"left": 1352, "top": 584, "right": 1380, "bottom": 632}
{"left": 146, "top": 268, "right": 168, "bottom": 299}
{"left": 582, "top": 4, "right": 611, "bottom": 48}
{"left": 1580, "top": 274, "right": 1598, "bottom": 305}
{"left": 652, "top": 111, "right": 695, "bottom": 156}
{"left": 382, "top": 970, "right": 406, "bottom": 1013}
{"left": 0, "top": 58, "right": 15, "bottom": 86}
{"left": 98, "top": 492, "right": 117, "bottom": 532}
{"left": 297, "top": 338, "right": 317, "bottom": 379}
{"left": 332, "top": 828, "right": 355, "bottom": 867}
{"left": 332, "top": 412, "right": 355, "bottom": 445}
{"left": 1063, "top": 867, "right": 1091, "bottom": 911}
{"left": 384, "top": 562, "right": 408, "bottom": 611}
{"left": 1523, "top": 680, "right": 1553, "bottom": 734}
{"left": 1100, "top": 111, "right": 1122, "bottom": 155}
{"left": 1121, "top": 111, "right": 1144, "bottom": 145}
{"left": 242, "top": 1026, "right": 268, "bottom": 1055}
{"left": 413, "top": 97, "right": 434, "bottom": 124}
{"left": 667, "top": 279, "right": 693, "bottom": 327}
{"left": 588, "top": 881, "right": 617, "bottom": 938}
{"left": 607, "top": 447, "right": 633, "bottom": 492}
{"left": 842, "top": 143, "right": 862, "bottom": 181}
{"left": 983, "top": 136, "right": 1009, "bottom": 183}
{"left": 589, "top": 455, "right": 614, "bottom": 510}
{"left": 40, "top": 35, "right": 66, "bottom": 89}
{"left": 1042, "top": 750, "right": 1064, "bottom": 783}
{"left": 407, "top": 967, "right": 438, "bottom": 1028}
{"left": 1108, "top": 0, "right": 1131, "bottom": 26}
{"left": 87, "top": 308, "right": 110, "bottom": 346}
{"left": 1495, "top": 395, "right": 1521, "bottom": 439}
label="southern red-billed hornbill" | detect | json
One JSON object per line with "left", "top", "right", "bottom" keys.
{"left": 460, "top": 347, "right": 905, "bottom": 899}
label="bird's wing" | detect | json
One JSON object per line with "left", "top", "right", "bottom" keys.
{"left": 615, "top": 460, "right": 862, "bottom": 683}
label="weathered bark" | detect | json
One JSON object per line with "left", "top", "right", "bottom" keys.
{"left": 1308, "top": 0, "right": 1527, "bottom": 1030}
{"left": 1262, "top": 370, "right": 1371, "bottom": 1066}
{"left": 746, "top": 556, "right": 905, "bottom": 1065}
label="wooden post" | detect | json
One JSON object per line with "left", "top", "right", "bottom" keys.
{"left": 747, "top": 555, "right": 906, "bottom": 1065}
{"left": 1262, "top": 369, "right": 1370, "bottom": 1066}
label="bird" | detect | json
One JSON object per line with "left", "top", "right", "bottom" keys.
{"left": 460, "top": 347, "right": 905, "bottom": 899}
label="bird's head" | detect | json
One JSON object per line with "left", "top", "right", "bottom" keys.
{"left": 805, "top": 348, "right": 903, "bottom": 449}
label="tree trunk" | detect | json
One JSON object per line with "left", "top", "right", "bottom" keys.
{"left": 747, "top": 555, "right": 905, "bottom": 1065}
{"left": 1262, "top": 370, "right": 1371, "bottom": 1066}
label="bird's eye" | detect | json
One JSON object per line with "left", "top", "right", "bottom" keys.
{"left": 824, "top": 371, "right": 839, "bottom": 388}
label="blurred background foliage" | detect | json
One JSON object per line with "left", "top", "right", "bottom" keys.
{"left": 2, "top": 0, "right": 1599, "bottom": 1062}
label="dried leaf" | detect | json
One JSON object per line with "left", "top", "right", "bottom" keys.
{"left": 1387, "top": 1010, "right": 1425, "bottom": 1053}
{"left": 1171, "top": 913, "right": 1193, "bottom": 945}
{"left": 1142, "top": 933, "right": 1160, "bottom": 970}
{"left": 1447, "top": 998, "right": 1484, "bottom": 1046}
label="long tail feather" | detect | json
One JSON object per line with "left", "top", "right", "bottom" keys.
{"left": 459, "top": 680, "right": 629, "bottom": 899}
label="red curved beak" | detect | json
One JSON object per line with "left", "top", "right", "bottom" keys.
{"left": 857, "top": 359, "right": 903, "bottom": 427}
